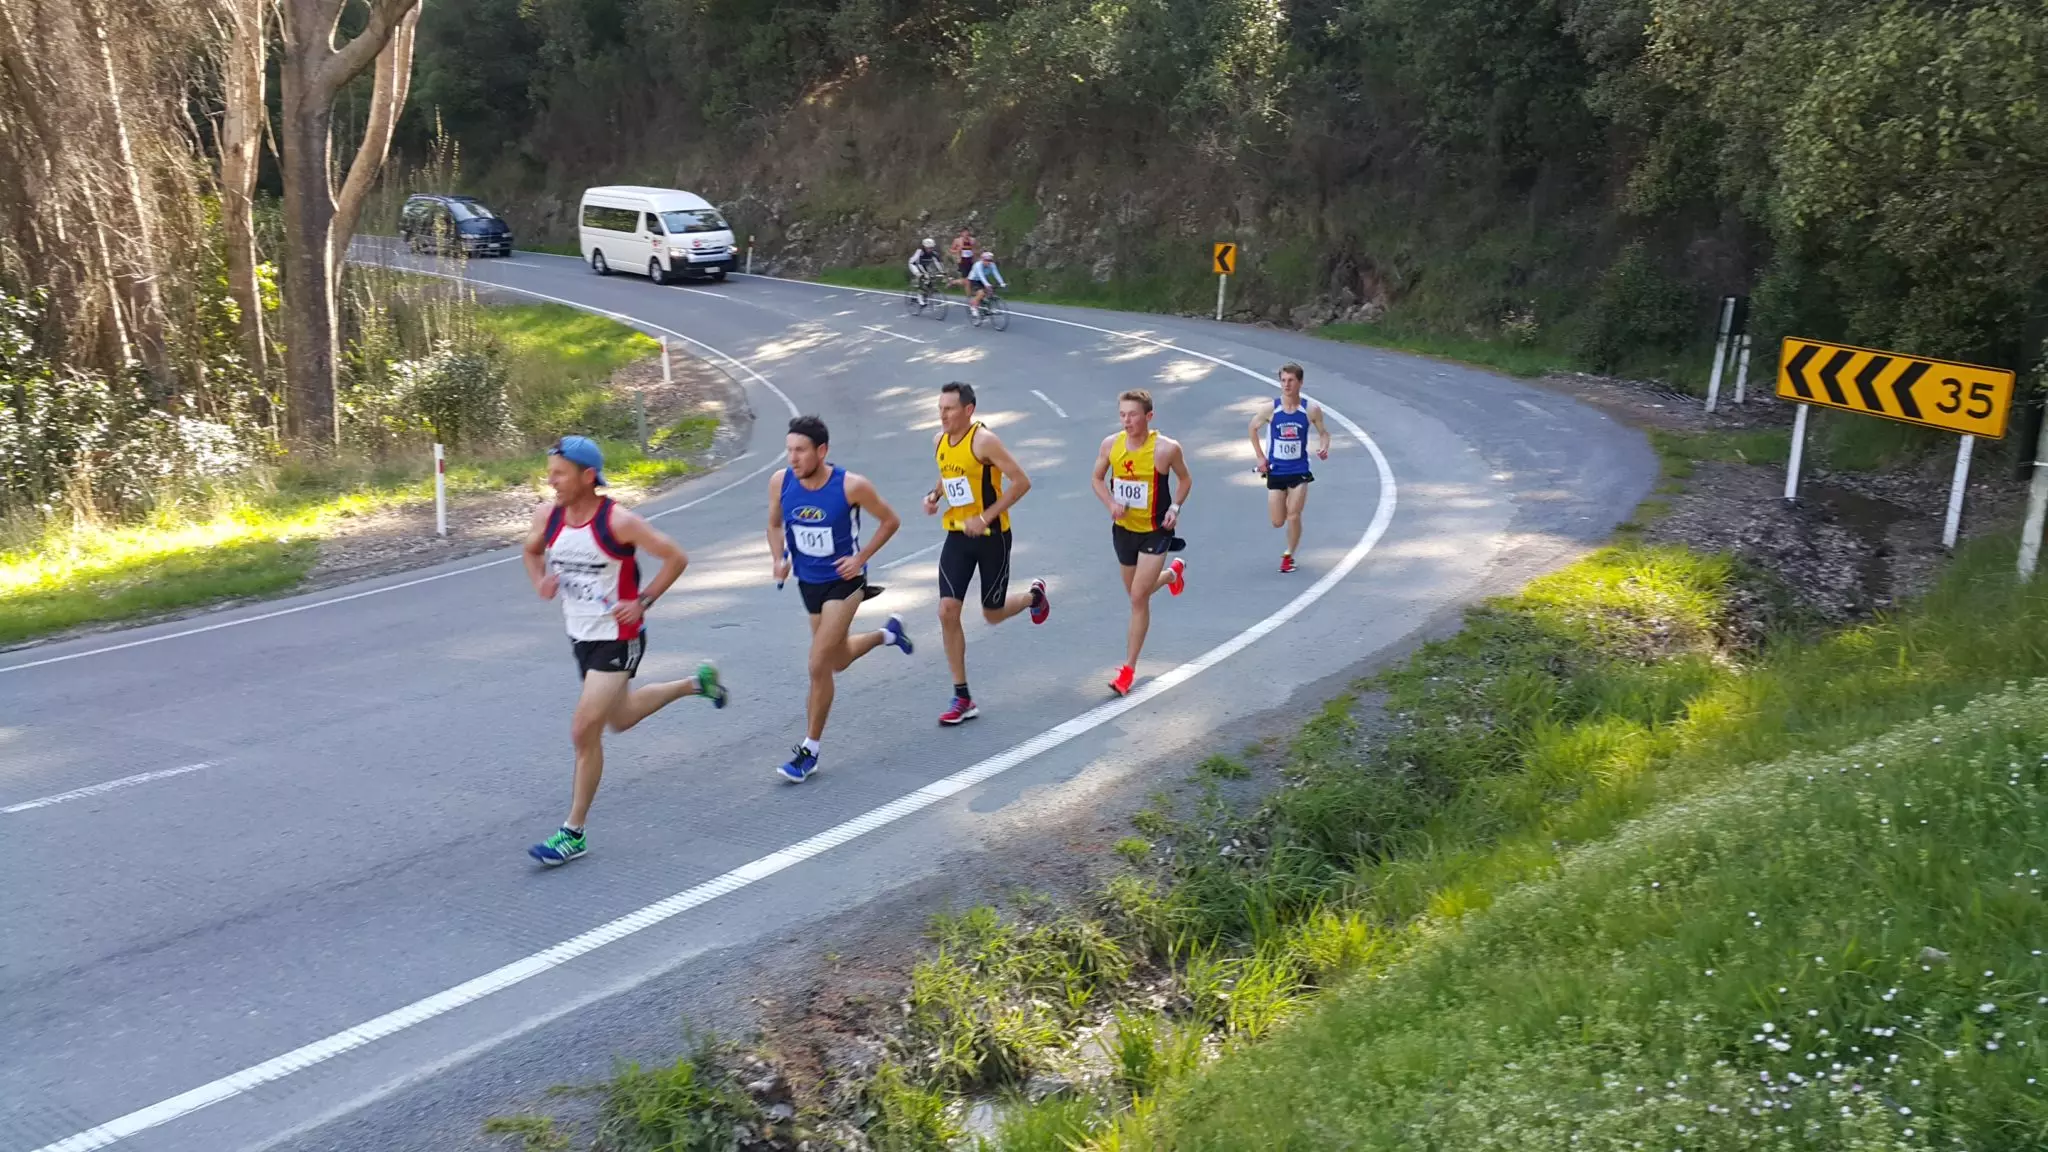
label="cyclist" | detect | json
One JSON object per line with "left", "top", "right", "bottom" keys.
{"left": 967, "top": 249, "right": 1006, "bottom": 318}
{"left": 907, "top": 238, "right": 946, "bottom": 295}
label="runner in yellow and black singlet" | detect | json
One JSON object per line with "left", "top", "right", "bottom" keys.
{"left": 922, "top": 382, "right": 1050, "bottom": 725}
{"left": 1090, "top": 388, "right": 1193, "bottom": 697}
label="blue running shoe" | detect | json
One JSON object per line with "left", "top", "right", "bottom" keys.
{"left": 697, "top": 662, "right": 728, "bottom": 709}
{"left": 779, "top": 745, "right": 820, "bottom": 783}
{"left": 884, "top": 615, "right": 914, "bottom": 655}
{"left": 529, "top": 826, "right": 588, "bottom": 866}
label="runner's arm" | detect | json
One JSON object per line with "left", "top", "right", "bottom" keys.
{"left": 844, "top": 473, "right": 901, "bottom": 567}
{"left": 1310, "top": 403, "right": 1331, "bottom": 457}
{"left": 1161, "top": 436, "right": 1194, "bottom": 528}
{"left": 765, "top": 469, "right": 790, "bottom": 578}
{"left": 522, "top": 503, "right": 555, "bottom": 596}
{"left": 611, "top": 509, "right": 688, "bottom": 609}
{"left": 1090, "top": 435, "right": 1118, "bottom": 513}
{"left": 1247, "top": 411, "right": 1269, "bottom": 472}
{"left": 973, "top": 429, "right": 1031, "bottom": 525}
{"left": 924, "top": 432, "right": 944, "bottom": 515}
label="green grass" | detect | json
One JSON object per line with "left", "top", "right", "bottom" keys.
{"left": 0, "top": 303, "right": 681, "bottom": 647}
{"left": 1063, "top": 531, "right": 2048, "bottom": 1150}
{"left": 1153, "top": 681, "right": 2048, "bottom": 1150}
{"left": 480, "top": 302, "right": 661, "bottom": 442}
{"left": 829, "top": 526, "right": 2048, "bottom": 1152}
{"left": 592, "top": 1046, "right": 763, "bottom": 1152}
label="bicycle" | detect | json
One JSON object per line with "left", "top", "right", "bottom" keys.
{"left": 969, "top": 290, "right": 1009, "bottom": 331}
{"left": 904, "top": 271, "right": 950, "bottom": 320}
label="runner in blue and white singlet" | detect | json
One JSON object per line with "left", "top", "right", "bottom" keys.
{"left": 766, "top": 416, "right": 912, "bottom": 783}
{"left": 1248, "top": 363, "right": 1331, "bottom": 573}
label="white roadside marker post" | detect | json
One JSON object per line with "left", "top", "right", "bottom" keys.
{"left": 434, "top": 443, "right": 448, "bottom": 537}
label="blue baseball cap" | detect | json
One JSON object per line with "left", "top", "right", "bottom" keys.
{"left": 549, "top": 435, "right": 608, "bottom": 486}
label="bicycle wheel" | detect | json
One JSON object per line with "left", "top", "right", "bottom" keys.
{"left": 932, "top": 293, "right": 950, "bottom": 321}
{"left": 904, "top": 285, "right": 924, "bottom": 316}
{"left": 990, "top": 296, "right": 1010, "bottom": 331}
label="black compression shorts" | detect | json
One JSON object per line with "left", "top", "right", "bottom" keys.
{"left": 938, "top": 529, "right": 1013, "bottom": 611}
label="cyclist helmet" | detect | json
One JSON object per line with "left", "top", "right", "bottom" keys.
{"left": 980, "top": 250, "right": 996, "bottom": 261}
{"left": 922, "top": 237, "right": 936, "bottom": 249}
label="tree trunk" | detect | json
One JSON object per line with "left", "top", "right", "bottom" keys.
{"left": 330, "top": 5, "right": 418, "bottom": 292}
{"left": 220, "top": 0, "right": 268, "bottom": 380}
{"left": 275, "top": 0, "right": 423, "bottom": 447}
{"left": 278, "top": 29, "right": 340, "bottom": 445}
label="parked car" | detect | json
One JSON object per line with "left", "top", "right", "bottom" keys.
{"left": 399, "top": 194, "right": 515, "bottom": 257}
{"left": 578, "top": 186, "right": 736, "bottom": 284}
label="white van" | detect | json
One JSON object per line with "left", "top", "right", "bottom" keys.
{"left": 578, "top": 186, "right": 737, "bottom": 284}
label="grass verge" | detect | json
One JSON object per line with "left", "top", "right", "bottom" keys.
{"left": 1, "top": 304, "right": 682, "bottom": 648}
{"left": 826, "top": 522, "right": 2048, "bottom": 1151}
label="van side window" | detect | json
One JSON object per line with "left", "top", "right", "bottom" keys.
{"left": 644, "top": 212, "right": 663, "bottom": 235}
{"left": 582, "top": 205, "right": 638, "bottom": 233}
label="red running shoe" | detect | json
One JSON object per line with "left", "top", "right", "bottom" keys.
{"left": 1029, "top": 577, "right": 1050, "bottom": 624}
{"left": 1280, "top": 553, "right": 1296, "bottom": 573}
{"left": 1167, "top": 558, "right": 1187, "bottom": 596}
{"left": 1109, "top": 665, "right": 1135, "bottom": 696}
{"left": 938, "top": 696, "right": 979, "bottom": 726}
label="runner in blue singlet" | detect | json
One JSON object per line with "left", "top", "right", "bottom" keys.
{"left": 1248, "top": 362, "right": 1330, "bottom": 573}
{"left": 766, "top": 415, "right": 913, "bottom": 782}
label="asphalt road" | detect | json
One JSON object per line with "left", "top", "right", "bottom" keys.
{"left": 0, "top": 247, "right": 1656, "bottom": 1152}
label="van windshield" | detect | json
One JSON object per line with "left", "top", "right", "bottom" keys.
{"left": 449, "top": 201, "right": 497, "bottom": 221}
{"left": 661, "top": 209, "right": 727, "bottom": 235}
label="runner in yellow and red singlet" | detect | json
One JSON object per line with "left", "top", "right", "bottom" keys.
{"left": 1089, "top": 389, "right": 1192, "bottom": 697}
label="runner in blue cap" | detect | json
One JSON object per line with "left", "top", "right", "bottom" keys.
{"left": 522, "top": 436, "right": 728, "bottom": 865}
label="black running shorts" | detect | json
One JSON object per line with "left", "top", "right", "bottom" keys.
{"left": 1266, "top": 472, "right": 1314, "bottom": 491}
{"left": 572, "top": 632, "right": 646, "bottom": 680}
{"left": 1111, "top": 525, "right": 1180, "bottom": 568}
{"left": 938, "top": 528, "right": 1013, "bottom": 611}
{"left": 798, "top": 575, "right": 869, "bottom": 615}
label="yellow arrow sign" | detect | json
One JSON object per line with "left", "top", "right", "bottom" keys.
{"left": 1212, "top": 243, "right": 1236, "bottom": 276}
{"left": 1776, "top": 337, "right": 2015, "bottom": 440}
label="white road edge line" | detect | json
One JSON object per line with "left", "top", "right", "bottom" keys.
{"left": 1030, "top": 389, "right": 1068, "bottom": 418}
{"left": 3, "top": 762, "right": 214, "bottom": 815}
{"left": 0, "top": 255, "right": 804, "bottom": 676}
{"left": 32, "top": 267, "right": 1397, "bottom": 1152}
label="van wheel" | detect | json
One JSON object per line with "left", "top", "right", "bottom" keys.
{"left": 591, "top": 250, "right": 610, "bottom": 276}
{"left": 710, "top": 268, "right": 728, "bottom": 282}
{"left": 648, "top": 258, "right": 670, "bottom": 286}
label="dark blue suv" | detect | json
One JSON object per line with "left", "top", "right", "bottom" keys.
{"left": 400, "top": 194, "right": 514, "bottom": 257}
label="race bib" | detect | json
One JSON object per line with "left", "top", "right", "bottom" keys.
{"left": 1112, "top": 477, "right": 1150, "bottom": 507}
{"left": 1272, "top": 438, "right": 1303, "bottom": 461}
{"left": 792, "top": 524, "right": 836, "bottom": 558}
{"left": 942, "top": 475, "right": 975, "bottom": 508}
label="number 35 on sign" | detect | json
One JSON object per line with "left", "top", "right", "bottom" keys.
{"left": 1776, "top": 336, "right": 2016, "bottom": 440}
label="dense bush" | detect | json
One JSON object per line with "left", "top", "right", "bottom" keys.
{"left": 406, "top": 0, "right": 2048, "bottom": 378}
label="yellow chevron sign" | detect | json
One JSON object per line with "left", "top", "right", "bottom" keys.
{"left": 1212, "top": 243, "right": 1236, "bottom": 276}
{"left": 1776, "top": 337, "right": 2016, "bottom": 439}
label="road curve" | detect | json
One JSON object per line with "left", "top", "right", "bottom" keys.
{"left": 0, "top": 246, "right": 1655, "bottom": 1152}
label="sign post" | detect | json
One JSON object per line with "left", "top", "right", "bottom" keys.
{"left": 433, "top": 443, "right": 447, "bottom": 537}
{"left": 1776, "top": 335, "right": 2016, "bottom": 537}
{"left": 1706, "top": 296, "right": 1736, "bottom": 413}
{"left": 1784, "top": 403, "right": 1809, "bottom": 502}
{"left": 2018, "top": 404, "right": 2048, "bottom": 579}
{"left": 1943, "top": 435, "right": 1976, "bottom": 550}
{"left": 1733, "top": 333, "right": 1753, "bottom": 405}
{"left": 1212, "top": 243, "right": 1236, "bottom": 321}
